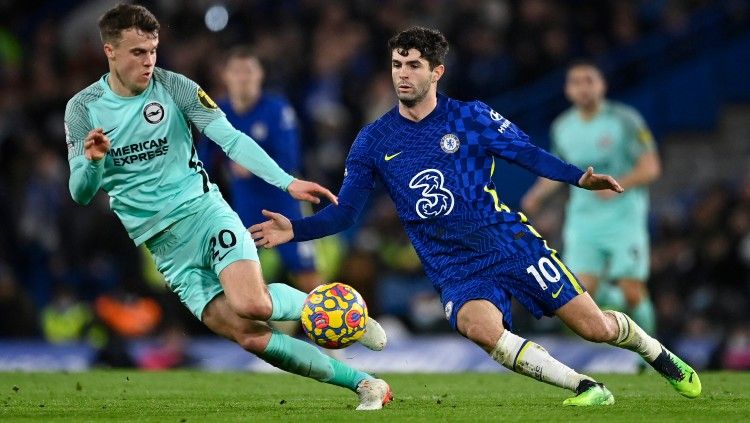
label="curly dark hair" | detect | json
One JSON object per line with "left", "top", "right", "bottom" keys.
{"left": 98, "top": 3, "right": 160, "bottom": 44}
{"left": 388, "top": 26, "right": 449, "bottom": 69}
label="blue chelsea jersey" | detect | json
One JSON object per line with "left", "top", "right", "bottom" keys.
{"left": 343, "top": 94, "right": 582, "bottom": 285}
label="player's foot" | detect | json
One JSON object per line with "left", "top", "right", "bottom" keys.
{"left": 355, "top": 378, "right": 393, "bottom": 410}
{"left": 648, "top": 347, "right": 701, "bottom": 398}
{"left": 562, "top": 380, "right": 615, "bottom": 406}
{"left": 358, "top": 317, "right": 387, "bottom": 351}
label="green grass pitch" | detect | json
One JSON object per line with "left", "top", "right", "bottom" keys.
{"left": 1, "top": 371, "right": 748, "bottom": 422}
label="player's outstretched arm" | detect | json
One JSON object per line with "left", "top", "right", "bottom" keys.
{"left": 578, "top": 166, "right": 624, "bottom": 193}
{"left": 250, "top": 178, "right": 370, "bottom": 246}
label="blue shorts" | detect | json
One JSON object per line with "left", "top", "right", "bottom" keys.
{"left": 439, "top": 227, "right": 586, "bottom": 331}
{"left": 276, "top": 241, "right": 317, "bottom": 273}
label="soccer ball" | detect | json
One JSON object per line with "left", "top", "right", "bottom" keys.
{"left": 301, "top": 282, "right": 368, "bottom": 349}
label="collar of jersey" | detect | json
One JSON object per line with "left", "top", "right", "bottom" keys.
{"left": 99, "top": 73, "right": 154, "bottom": 100}
{"left": 395, "top": 92, "right": 447, "bottom": 125}
{"left": 575, "top": 100, "right": 612, "bottom": 123}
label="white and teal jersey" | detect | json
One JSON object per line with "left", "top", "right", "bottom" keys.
{"left": 65, "top": 67, "right": 294, "bottom": 245}
{"left": 552, "top": 101, "right": 655, "bottom": 233}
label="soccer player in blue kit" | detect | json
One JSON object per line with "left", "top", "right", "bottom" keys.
{"left": 251, "top": 27, "right": 702, "bottom": 405}
{"left": 199, "top": 47, "right": 320, "bottom": 293}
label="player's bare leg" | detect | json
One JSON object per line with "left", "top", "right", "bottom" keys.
{"left": 218, "top": 259, "right": 274, "bottom": 320}
{"left": 556, "top": 293, "right": 701, "bottom": 398}
{"left": 203, "top": 267, "right": 392, "bottom": 410}
{"left": 455, "top": 299, "right": 613, "bottom": 406}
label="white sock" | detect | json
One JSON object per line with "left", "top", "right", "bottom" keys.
{"left": 604, "top": 310, "right": 662, "bottom": 362}
{"left": 490, "top": 330, "right": 592, "bottom": 392}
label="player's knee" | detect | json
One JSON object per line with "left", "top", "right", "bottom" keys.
{"left": 234, "top": 331, "right": 268, "bottom": 354}
{"left": 578, "top": 312, "right": 617, "bottom": 343}
{"left": 462, "top": 322, "right": 501, "bottom": 351}
{"left": 228, "top": 295, "right": 273, "bottom": 321}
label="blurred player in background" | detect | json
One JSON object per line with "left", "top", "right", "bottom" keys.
{"left": 251, "top": 26, "right": 700, "bottom": 406}
{"left": 522, "top": 61, "right": 661, "bottom": 336}
{"left": 64, "top": 3, "right": 389, "bottom": 410}
{"left": 199, "top": 47, "right": 321, "bottom": 295}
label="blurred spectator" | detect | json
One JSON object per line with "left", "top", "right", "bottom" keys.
{"left": 95, "top": 292, "right": 162, "bottom": 339}
{"left": 137, "top": 323, "right": 193, "bottom": 370}
{"left": 0, "top": 264, "right": 38, "bottom": 337}
{"left": 41, "top": 283, "right": 100, "bottom": 344}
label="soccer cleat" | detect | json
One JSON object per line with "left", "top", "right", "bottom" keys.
{"left": 356, "top": 378, "right": 393, "bottom": 411}
{"left": 562, "top": 380, "right": 615, "bottom": 406}
{"left": 649, "top": 348, "right": 701, "bottom": 398}
{"left": 358, "top": 317, "right": 387, "bottom": 351}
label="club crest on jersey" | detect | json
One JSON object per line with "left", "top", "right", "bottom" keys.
{"left": 143, "top": 102, "right": 164, "bottom": 124}
{"left": 444, "top": 301, "right": 453, "bottom": 320}
{"left": 440, "top": 133, "right": 460, "bottom": 154}
{"left": 251, "top": 122, "right": 268, "bottom": 141}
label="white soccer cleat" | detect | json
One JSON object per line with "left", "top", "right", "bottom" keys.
{"left": 356, "top": 378, "right": 393, "bottom": 411}
{"left": 358, "top": 317, "right": 387, "bottom": 351}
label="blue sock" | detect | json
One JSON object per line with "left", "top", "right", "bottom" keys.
{"left": 268, "top": 283, "right": 307, "bottom": 321}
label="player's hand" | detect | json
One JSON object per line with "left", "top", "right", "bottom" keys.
{"left": 84, "top": 128, "right": 111, "bottom": 161}
{"left": 249, "top": 210, "right": 294, "bottom": 248}
{"left": 287, "top": 179, "right": 338, "bottom": 205}
{"left": 578, "top": 166, "right": 623, "bottom": 193}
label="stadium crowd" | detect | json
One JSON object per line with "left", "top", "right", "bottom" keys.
{"left": 1, "top": 0, "right": 748, "bottom": 369}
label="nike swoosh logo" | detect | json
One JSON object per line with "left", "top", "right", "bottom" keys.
{"left": 384, "top": 152, "right": 402, "bottom": 161}
{"left": 551, "top": 284, "right": 564, "bottom": 299}
{"left": 215, "top": 249, "right": 235, "bottom": 262}
{"left": 103, "top": 127, "right": 117, "bottom": 136}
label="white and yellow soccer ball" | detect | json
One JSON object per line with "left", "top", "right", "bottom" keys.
{"left": 301, "top": 282, "right": 368, "bottom": 349}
